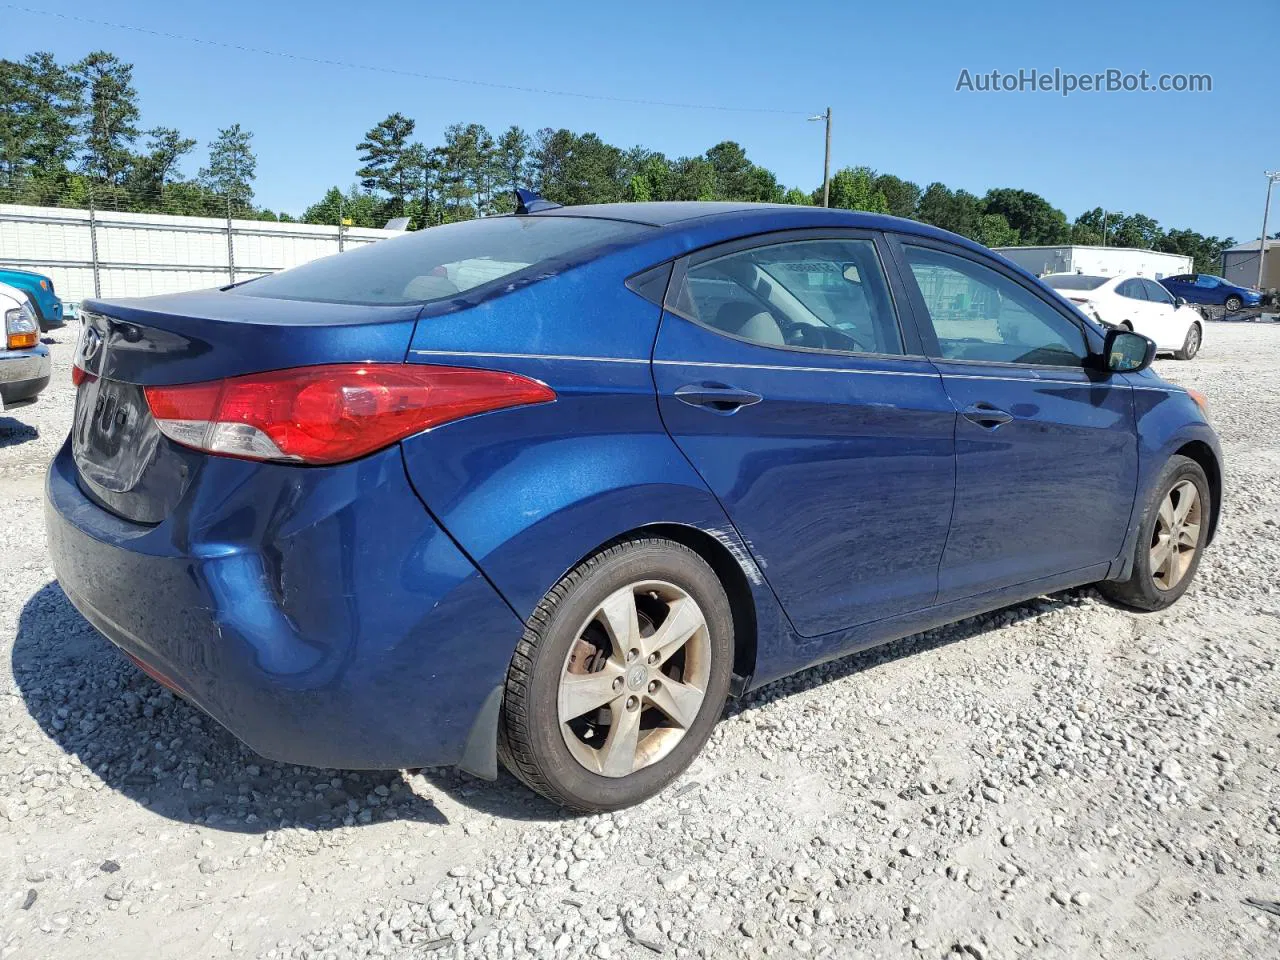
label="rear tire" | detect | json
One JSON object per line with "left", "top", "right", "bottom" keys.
{"left": 499, "top": 538, "right": 733, "bottom": 812}
{"left": 1098, "top": 455, "right": 1210, "bottom": 612}
{"left": 1174, "top": 322, "right": 1201, "bottom": 360}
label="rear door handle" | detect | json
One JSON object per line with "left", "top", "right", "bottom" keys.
{"left": 962, "top": 402, "right": 1013, "bottom": 429}
{"left": 673, "top": 382, "right": 763, "bottom": 413}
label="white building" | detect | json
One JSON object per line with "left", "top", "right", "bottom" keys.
{"left": 992, "top": 245, "right": 1193, "bottom": 280}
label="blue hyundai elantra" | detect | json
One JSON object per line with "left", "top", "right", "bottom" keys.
{"left": 46, "top": 196, "right": 1223, "bottom": 811}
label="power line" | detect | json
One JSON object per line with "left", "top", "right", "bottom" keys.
{"left": 5, "top": 4, "right": 812, "bottom": 117}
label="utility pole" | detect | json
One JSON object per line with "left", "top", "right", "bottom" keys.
{"left": 225, "top": 196, "right": 236, "bottom": 285}
{"left": 1257, "top": 171, "right": 1280, "bottom": 291}
{"left": 1100, "top": 210, "right": 1108, "bottom": 247}
{"left": 809, "top": 108, "right": 832, "bottom": 207}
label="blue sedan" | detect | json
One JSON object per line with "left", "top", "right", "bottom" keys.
{"left": 1159, "top": 273, "right": 1263, "bottom": 312}
{"left": 45, "top": 197, "right": 1223, "bottom": 811}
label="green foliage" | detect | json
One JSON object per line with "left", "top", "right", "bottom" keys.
{"left": 975, "top": 212, "right": 1018, "bottom": 248}
{"left": 872, "top": 174, "right": 921, "bottom": 220}
{"left": 200, "top": 123, "right": 257, "bottom": 210}
{"left": 826, "top": 166, "right": 888, "bottom": 214}
{"left": 1156, "top": 228, "right": 1235, "bottom": 275}
{"left": 982, "top": 188, "right": 1069, "bottom": 245}
{"left": 917, "top": 182, "right": 984, "bottom": 237}
{"left": 356, "top": 113, "right": 421, "bottom": 218}
{"left": 75, "top": 51, "right": 139, "bottom": 184}
{"left": 0, "top": 45, "right": 1237, "bottom": 272}
{"left": 127, "top": 127, "right": 196, "bottom": 203}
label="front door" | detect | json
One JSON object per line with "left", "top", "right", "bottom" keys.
{"left": 652, "top": 232, "right": 956, "bottom": 637}
{"left": 890, "top": 238, "right": 1138, "bottom": 602}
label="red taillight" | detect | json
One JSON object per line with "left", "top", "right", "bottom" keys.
{"left": 143, "top": 363, "right": 555, "bottom": 465}
{"left": 72, "top": 363, "right": 92, "bottom": 386}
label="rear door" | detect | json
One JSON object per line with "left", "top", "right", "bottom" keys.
{"left": 652, "top": 230, "right": 956, "bottom": 637}
{"left": 888, "top": 237, "right": 1137, "bottom": 602}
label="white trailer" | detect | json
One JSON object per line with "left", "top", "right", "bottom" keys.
{"left": 993, "top": 244, "right": 1193, "bottom": 280}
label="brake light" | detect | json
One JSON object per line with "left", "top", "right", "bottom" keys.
{"left": 143, "top": 363, "right": 555, "bottom": 465}
{"left": 72, "top": 363, "right": 93, "bottom": 386}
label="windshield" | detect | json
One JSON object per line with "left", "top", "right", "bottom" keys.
{"left": 233, "top": 215, "right": 653, "bottom": 306}
{"left": 1042, "top": 274, "right": 1108, "bottom": 291}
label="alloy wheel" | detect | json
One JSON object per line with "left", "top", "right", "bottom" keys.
{"left": 557, "top": 581, "right": 711, "bottom": 778}
{"left": 1150, "top": 479, "right": 1202, "bottom": 590}
{"left": 1185, "top": 325, "right": 1200, "bottom": 356}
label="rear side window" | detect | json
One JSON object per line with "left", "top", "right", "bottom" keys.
{"left": 675, "top": 237, "right": 905, "bottom": 356}
{"left": 234, "top": 216, "right": 652, "bottom": 305}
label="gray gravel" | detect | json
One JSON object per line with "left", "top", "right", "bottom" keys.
{"left": 1, "top": 321, "right": 1277, "bottom": 960}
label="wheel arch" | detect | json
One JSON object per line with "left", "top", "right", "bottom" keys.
{"left": 633, "top": 522, "right": 759, "bottom": 694}
{"left": 548, "top": 522, "right": 763, "bottom": 695}
{"left": 1174, "top": 439, "right": 1221, "bottom": 543}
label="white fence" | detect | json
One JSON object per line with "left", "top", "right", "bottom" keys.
{"left": 0, "top": 204, "right": 395, "bottom": 307}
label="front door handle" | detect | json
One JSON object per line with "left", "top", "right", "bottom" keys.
{"left": 673, "top": 382, "right": 763, "bottom": 413}
{"left": 962, "top": 402, "right": 1013, "bottom": 429}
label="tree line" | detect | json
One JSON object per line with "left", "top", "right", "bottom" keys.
{"left": 1, "top": 49, "right": 1236, "bottom": 272}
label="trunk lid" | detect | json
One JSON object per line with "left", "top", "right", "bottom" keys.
{"left": 72, "top": 291, "right": 421, "bottom": 524}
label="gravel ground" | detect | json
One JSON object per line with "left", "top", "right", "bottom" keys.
{"left": 1, "top": 322, "right": 1277, "bottom": 960}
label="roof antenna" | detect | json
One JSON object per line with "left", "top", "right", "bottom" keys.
{"left": 515, "top": 188, "right": 563, "bottom": 215}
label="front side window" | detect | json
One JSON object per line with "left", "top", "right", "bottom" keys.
{"left": 1194, "top": 275, "right": 1217, "bottom": 288}
{"left": 903, "top": 245, "right": 1088, "bottom": 367}
{"left": 678, "top": 237, "right": 904, "bottom": 355}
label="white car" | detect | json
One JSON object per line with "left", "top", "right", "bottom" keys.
{"left": 1041, "top": 273, "right": 1203, "bottom": 360}
{"left": 0, "top": 280, "right": 51, "bottom": 409}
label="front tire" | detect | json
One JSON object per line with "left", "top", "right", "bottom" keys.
{"left": 499, "top": 538, "right": 734, "bottom": 812}
{"left": 1098, "top": 455, "right": 1210, "bottom": 612}
{"left": 1175, "top": 322, "right": 1202, "bottom": 360}
{"left": 1224, "top": 295, "right": 1243, "bottom": 313}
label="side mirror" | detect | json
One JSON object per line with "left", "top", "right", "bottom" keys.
{"left": 1174, "top": 296, "right": 1188, "bottom": 307}
{"left": 1104, "top": 328, "right": 1157, "bottom": 373}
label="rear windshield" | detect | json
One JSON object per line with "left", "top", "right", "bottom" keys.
{"left": 1042, "top": 274, "right": 1108, "bottom": 291}
{"left": 233, "top": 215, "right": 653, "bottom": 305}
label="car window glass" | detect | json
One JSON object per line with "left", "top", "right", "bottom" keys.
{"left": 903, "top": 245, "right": 1087, "bottom": 367}
{"left": 235, "top": 216, "right": 653, "bottom": 306}
{"left": 1117, "top": 279, "right": 1144, "bottom": 300}
{"left": 680, "top": 237, "right": 905, "bottom": 355}
{"left": 1143, "top": 279, "right": 1173, "bottom": 304}
{"left": 1195, "top": 275, "right": 1215, "bottom": 287}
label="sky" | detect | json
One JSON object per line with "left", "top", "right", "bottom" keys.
{"left": 4, "top": 0, "right": 1277, "bottom": 240}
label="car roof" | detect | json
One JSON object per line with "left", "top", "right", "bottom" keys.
{"left": 534, "top": 200, "right": 996, "bottom": 257}
{"left": 537, "top": 201, "right": 928, "bottom": 233}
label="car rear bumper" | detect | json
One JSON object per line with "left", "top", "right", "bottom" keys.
{"left": 44, "top": 440, "right": 522, "bottom": 770}
{"left": 0, "top": 345, "right": 51, "bottom": 407}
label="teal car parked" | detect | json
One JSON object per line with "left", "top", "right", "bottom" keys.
{"left": 0, "top": 267, "right": 64, "bottom": 331}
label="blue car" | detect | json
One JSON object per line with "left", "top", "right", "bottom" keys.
{"left": 45, "top": 197, "right": 1223, "bottom": 811}
{"left": 0, "top": 267, "right": 64, "bottom": 331}
{"left": 1159, "top": 273, "right": 1262, "bottom": 313}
